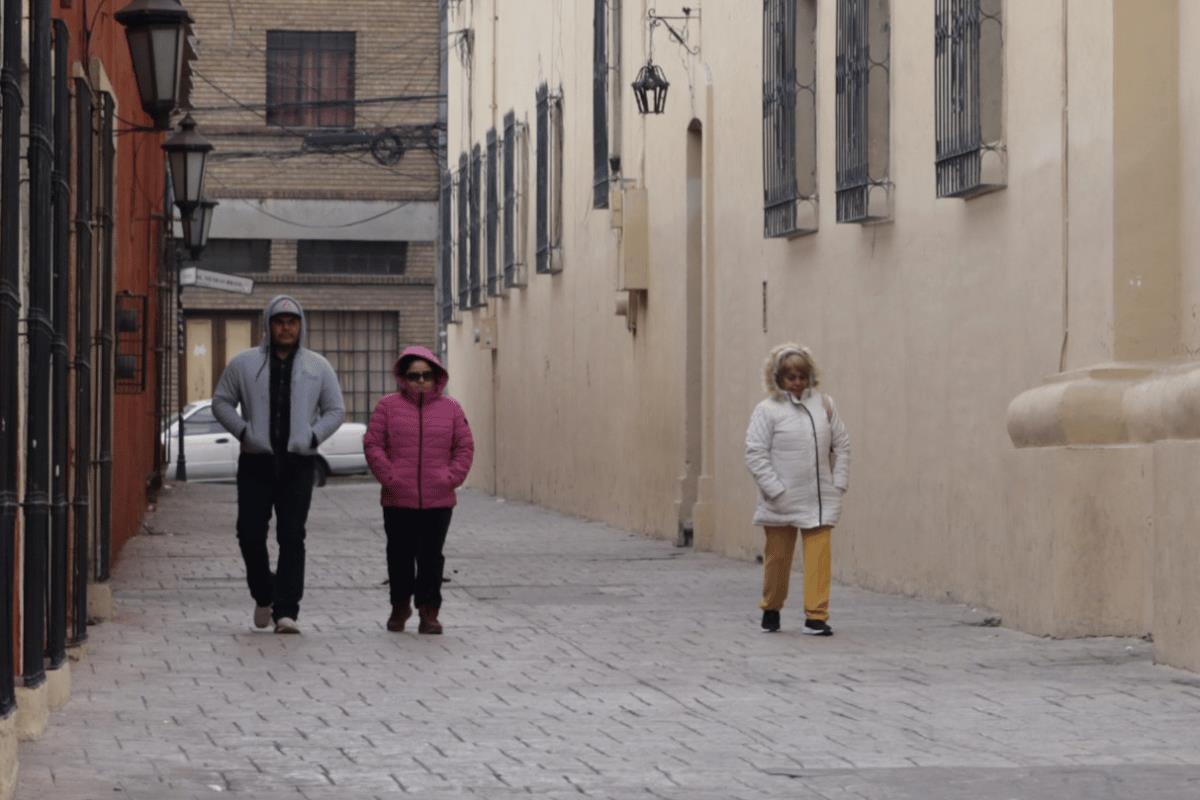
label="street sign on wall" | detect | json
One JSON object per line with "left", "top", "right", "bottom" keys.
{"left": 179, "top": 267, "right": 254, "bottom": 295}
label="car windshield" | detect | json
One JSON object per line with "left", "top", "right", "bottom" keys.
{"left": 163, "top": 402, "right": 208, "bottom": 433}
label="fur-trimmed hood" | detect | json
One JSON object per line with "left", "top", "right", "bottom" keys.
{"left": 762, "top": 342, "right": 820, "bottom": 400}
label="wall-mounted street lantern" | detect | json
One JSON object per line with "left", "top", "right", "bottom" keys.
{"left": 173, "top": 195, "right": 216, "bottom": 481}
{"left": 181, "top": 199, "right": 217, "bottom": 260}
{"left": 632, "top": 7, "right": 699, "bottom": 116}
{"left": 162, "top": 114, "right": 211, "bottom": 211}
{"left": 114, "top": 0, "right": 192, "bottom": 129}
{"left": 631, "top": 61, "right": 670, "bottom": 115}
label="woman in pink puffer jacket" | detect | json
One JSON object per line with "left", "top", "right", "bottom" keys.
{"left": 364, "top": 346, "right": 474, "bottom": 634}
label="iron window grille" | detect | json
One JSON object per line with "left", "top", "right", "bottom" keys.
{"left": 592, "top": 0, "right": 610, "bottom": 209}
{"left": 457, "top": 152, "right": 470, "bottom": 311}
{"left": 535, "top": 84, "right": 564, "bottom": 274}
{"left": 439, "top": 168, "right": 457, "bottom": 324}
{"left": 835, "top": 0, "right": 891, "bottom": 223}
{"left": 305, "top": 311, "right": 398, "bottom": 424}
{"left": 297, "top": 240, "right": 408, "bottom": 275}
{"left": 194, "top": 239, "right": 270, "bottom": 274}
{"left": 485, "top": 128, "right": 502, "bottom": 296}
{"left": 468, "top": 144, "right": 483, "bottom": 307}
{"left": 266, "top": 31, "right": 356, "bottom": 128}
{"left": 934, "top": 0, "right": 1005, "bottom": 198}
{"left": 763, "top": 0, "right": 819, "bottom": 238}
{"left": 114, "top": 293, "right": 147, "bottom": 393}
{"left": 503, "top": 112, "right": 529, "bottom": 288}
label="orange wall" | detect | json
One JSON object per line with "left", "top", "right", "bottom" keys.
{"left": 56, "top": 3, "right": 168, "bottom": 563}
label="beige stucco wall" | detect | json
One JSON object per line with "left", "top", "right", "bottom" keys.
{"left": 447, "top": 1, "right": 1200, "bottom": 669}
{"left": 447, "top": 0, "right": 697, "bottom": 537}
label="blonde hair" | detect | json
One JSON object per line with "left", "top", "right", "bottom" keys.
{"left": 761, "top": 342, "right": 820, "bottom": 400}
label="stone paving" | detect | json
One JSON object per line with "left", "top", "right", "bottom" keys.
{"left": 14, "top": 478, "right": 1200, "bottom": 799}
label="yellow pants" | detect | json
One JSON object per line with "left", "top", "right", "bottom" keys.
{"left": 759, "top": 525, "right": 831, "bottom": 620}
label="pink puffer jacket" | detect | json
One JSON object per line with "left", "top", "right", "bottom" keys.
{"left": 363, "top": 346, "right": 475, "bottom": 509}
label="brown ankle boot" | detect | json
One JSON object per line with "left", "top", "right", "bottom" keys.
{"left": 417, "top": 605, "right": 443, "bottom": 635}
{"left": 387, "top": 602, "right": 411, "bottom": 632}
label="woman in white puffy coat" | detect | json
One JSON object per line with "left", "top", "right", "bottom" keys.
{"left": 745, "top": 344, "right": 850, "bottom": 635}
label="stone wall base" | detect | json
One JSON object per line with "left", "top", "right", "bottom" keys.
{"left": 87, "top": 581, "right": 114, "bottom": 622}
{"left": 0, "top": 713, "right": 16, "bottom": 800}
{"left": 47, "top": 664, "right": 71, "bottom": 711}
{"left": 15, "top": 683, "right": 47, "bottom": 741}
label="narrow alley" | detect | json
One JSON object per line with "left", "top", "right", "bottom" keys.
{"left": 16, "top": 480, "right": 1200, "bottom": 799}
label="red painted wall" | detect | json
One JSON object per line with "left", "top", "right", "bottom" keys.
{"left": 56, "top": 2, "right": 168, "bottom": 563}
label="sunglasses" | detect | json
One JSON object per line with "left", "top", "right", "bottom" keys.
{"left": 405, "top": 371, "right": 436, "bottom": 383}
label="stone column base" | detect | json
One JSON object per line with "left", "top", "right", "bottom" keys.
{"left": 15, "top": 683, "right": 47, "bottom": 741}
{"left": 47, "top": 664, "right": 71, "bottom": 711}
{"left": 0, "top": 712, "right": 16, "bottom": 800}
{"left": 87, "top": 581, "right": 115, "bottom": 623}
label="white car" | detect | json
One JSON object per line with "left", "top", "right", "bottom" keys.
{"left": 163, "top": 399, "right": 368, "bottom": 485}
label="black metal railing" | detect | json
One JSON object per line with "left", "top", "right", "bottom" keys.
{"left": 502, "top": 112, "right": 524, "bottom": 288}
{"left": 70, "top": 77, "right": 93, "bottom": 648}
{"left": 0, "top": 0, "right": 24, "bottom": 711}
{"left": 485, "top": 128, "right": 500, "bottom": 296}
{"left": 468, "top": 144, "right": 482, "bottom": 307}
{"left": 115, "top": 293, "right": 148, "bottom": 393}
{"left": 535, "top": 84, "right": 550, "bottom": 274}
{"left": 592, "top": 0, "right": 609, "bottom": 209}
{"left": 48, "top": 17, "right": 70, "bottom": 672}
{"left": 456, "top": 153, "right": 469, "bottom": 311}
{"left": 835, "top": 0, "right": 869, "bottom": 222}
{"left": 935, "top": 0, "right": 981, "bottom": 197}
{"left": 439, "top": 169, "right": 454, "bottom": 325}
{"left": 762, "top": 0, "right": 816, "bottom": 238}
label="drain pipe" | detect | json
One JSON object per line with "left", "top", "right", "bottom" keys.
{"left": 48, "top": 18, "right": 71, "bottom": 672}
{"left": 69, "top": 79, "right": 94, "bottom": 648}
{"left": 23, "top": 0, "right": 55, "bottom": 689}
{"left": 0, "top": 0, "right": 25, "bottom": 713}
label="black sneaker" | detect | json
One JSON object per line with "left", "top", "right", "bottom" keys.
{"left": 761, "top": 609, "right": 780, "bottom": 632}
{"left": 802, "top": 619, "right": 833, "bottom": 636}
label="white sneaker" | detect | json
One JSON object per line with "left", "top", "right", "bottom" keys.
{"left": 254, "top": 605, "right": 272, "bottom": 629}
{"left": 274, "top": 617, "right": 300, "bottom": 634}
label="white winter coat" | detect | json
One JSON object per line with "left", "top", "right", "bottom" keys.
{"left": 745, "top": 389, "right": 851, "bottom": 529}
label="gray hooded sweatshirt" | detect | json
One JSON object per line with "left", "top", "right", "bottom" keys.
{"left": 212, "top": 295, "right": 345, "bottom": 456}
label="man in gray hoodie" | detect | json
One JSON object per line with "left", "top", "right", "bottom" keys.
{"left": 212, "top": 295, "right": 345, "bottom": 634}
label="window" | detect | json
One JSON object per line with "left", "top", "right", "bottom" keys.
{"left": 535, "top": 84, "right": 563, "bottom": 274}
{"left": 439, "top": 169, "right": 456, "bottom": 324}
{"left": 183, "top": 406, "right": 224, "bottom": 435}
{"left": 835, "top": 0, "right": 891, "bottom": 223}
{"left": 305, "top": 311, "right": 398, "bottom": 425}
{"left": 456, "top": 152, "right": 470, "bottom": 310}
{"left": 195, "top": 239, "right": 270, "bottom": 274}
{"left": 468, "top": 144, "right": 483, "bottom": 307}
{"left": 763, "top": 0, "right": 818, "bottom": 238}
{"left": 485, "top": 128, "right": 502, "bottom": 296}
{"left": 266, "top": 31, "right": 355, "bottom": 128}
{"left": 296, "top": 240, "right": 408, "bottom": 275}
{"left": 115, "top": 293, "right": 147, "bottom": 394}
{"left": 592, "top": 0, "right": 610, "bottom": 209}
{"left": 934, "top": 0, "right": 1005, "bottom": 198}
{"left": 503, "top": 112, "right": 528, "bottom": 288}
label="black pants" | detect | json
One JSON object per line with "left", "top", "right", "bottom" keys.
{"left": 383, "top": 507, "right": 453, "bottom": 609}
{"left": 236, "top": 453, "right": 315, "bottom": 621}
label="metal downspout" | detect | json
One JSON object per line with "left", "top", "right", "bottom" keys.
{"left": 48, "top": 17, "right": 70, "bottom": 671}
{"left": 96, "top": 94, "right": 114, "bottom": 583}
{"left": 0, "top": 0, "right": 25, "bottom": 712}
{"left": 23, "top": 0, "right": 54, "bottom": 688}
{"left": 69, "top": 79, "right": 93, "bottom": 648}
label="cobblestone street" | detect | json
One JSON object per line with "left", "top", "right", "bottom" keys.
{"left": 15, "top": 480, "right": 1200, "bottom": 799}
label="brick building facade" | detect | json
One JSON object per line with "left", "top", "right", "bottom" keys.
{"left": 181, "top": 0, "right": 442, "bottom": 423}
